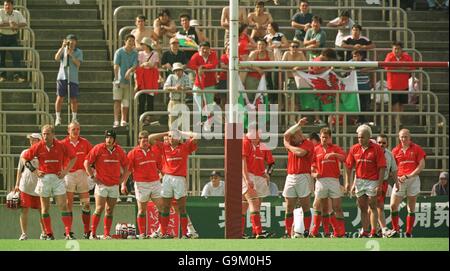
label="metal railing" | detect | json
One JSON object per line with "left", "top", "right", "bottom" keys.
{"left": 0, "top": 153, "right": 19, "bottom": 193}
{"left": 109, "top": 4, "right": 408, "bottom": 59}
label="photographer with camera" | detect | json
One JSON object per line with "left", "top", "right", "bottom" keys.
{"left": 54, "top": 34, "right": 83, "bottom": 126}
{"left": 14, "top": 133, "right": 46, "bottom": 240}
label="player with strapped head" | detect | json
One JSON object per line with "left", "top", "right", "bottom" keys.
{"left": 282, "top": 117, "right": 314, "bottom": 238}
{"left": 148, "top": 129, "right": 198, "bottom": 238}
{"left": 389, "top": 129, "right": 426, "bottom": 238}
{"left": 60, "top": 121, "right": 93, "bottom": 239}
{"left": 15, "top": 133, "right": 46, "bottom": 240}
{"left": 84, "top": 130, "right": 129, "bottom": 239}
{"left": 242, "top": 125, "right": 275, "bottom": 239}
{"left": 310, "top": 127, "right": 346, "bottom": 237}
{"left": 345, "top": 124, "right": 386, "bottom": 238}
{"left": 21, "top": 124, "right": 77, "bottom": 240}
{"left": 122, "top": 130, "right": 163, "bottom": 239}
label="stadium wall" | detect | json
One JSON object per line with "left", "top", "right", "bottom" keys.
{"left": 0, "top": 196, "right": 448, "bottom": 239}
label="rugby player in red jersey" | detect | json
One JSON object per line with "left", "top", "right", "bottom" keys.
{"left": 84, "top": 130, "right": 129, "bottom": 239}
{"left": 122, "top": 130, "right": 163, "bottom": 239}
{"left": 22, "top": 124, "right": 77, "bottom": 240}
{"left": 310, "top": 127, "right": 346, "bottom": 237}
{"left": 61, "top": 121, "right": 93, "bottom": 239}
{"left": 345, "top": 124, "right": 386, "bottom": 238}
{"left": 389, "top": 129, "right": 426, "bottom": 238}
{"left": 148, "top": 129, "right": 198, "bottom": 238}
{"left": 282, "top": 118, "right": 314, "bottom": 238}
{"left": 242, "top": 127, "right": 275, "bottom": 239}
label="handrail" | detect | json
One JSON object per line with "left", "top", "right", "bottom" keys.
{"left": 110, "top": 5, "right": 407, "bottom": 60}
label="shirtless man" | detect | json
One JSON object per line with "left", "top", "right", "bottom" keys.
{"left": 153, "top": 9, "right": 177, "bottom": 40}
{"left": 131, "top": 15, "right": 158, "bottom": 51}
{"left": 281, "top": 40, "right": 307, "bottom": 123}
{"left": 221, "top": 4, "right": 248, "bottom": 46}
{"left": 247, "top": 1, "right": 273, "bottom": 41}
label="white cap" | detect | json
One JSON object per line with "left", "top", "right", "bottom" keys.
{"left": 190, "top": 19, "right": 200, "bottom": 26}
{"left": 172, "top": 62, "right": 184, "bottom": 72}
{"left": 27, "top": 133, "right": 42, "bottom": 140}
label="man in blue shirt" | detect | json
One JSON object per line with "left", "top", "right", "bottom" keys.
{"left": 291, "top": 0, "right": 313, "bottom": 42}
{"left": 54, "top": 34, "right": 83, "bottom": 126}
{"left": 113, "top": 34, "right": 138, "bottom": 128}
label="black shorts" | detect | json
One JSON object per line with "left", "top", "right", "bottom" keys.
{"left": 391, "top": 91, "right": 408, "bottom": 105}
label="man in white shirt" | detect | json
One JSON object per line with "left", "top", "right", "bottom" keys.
{"left": 201, "top": 170, "right": 225, "bottom": 197}
{"left": 0, "top": 0, "right": 27, "bottom": 82}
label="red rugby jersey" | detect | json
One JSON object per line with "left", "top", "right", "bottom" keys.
{"left": 312, "top": 143, "right": 346, "bottom": 179}
{"left": 392, "top": 142, "right": 426, "bottom": 177}
{"left": 23, "top": 139, "right": 76, "bottom": 175}
{"left": 287, "top": 139, "right": 314, "bottom": 175}
{"left": 61, "top": 136, "right": 93, "bottom": 172}
{"left": 156, "top": 139, "right": 197, "bottom": 177}
{"left": 242, "top": 137, "right": 275, "bottom": 177}
{"left": 345, "top": 141, "right": 386, "bottom": 181}
{"left": 127, "top": 145, "right": 161, "bottom": 182}
{"left": 85, "top": 143, "right": 129, "bottom": 186}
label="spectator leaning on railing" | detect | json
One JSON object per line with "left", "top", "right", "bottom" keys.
{"left": 0, "top": 0, "right": 26, "bottom": 82}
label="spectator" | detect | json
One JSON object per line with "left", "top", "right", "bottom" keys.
{"left": 135, "top": 37, "right": 159, "bottom": 125}
{"left": 220, "top": 4, "right": 248, "bottom": 46}
{"left": 384, "top": 41, "right": 413, "bottom": 125}
{"left": 161, "top": 37, "right": 188, "bottom": 77}
{"left": 216, "top": 44, "right": 229, "bottom": 110}
{"left": 341, "top": 24, "right": 375, "bottom": 61}
{"left": 176, "top": 14, "right": 207, "bottom": 61}
{"left": 349, "top": 50, "right": 374, "bottom": 126}
{"left": 291, "top": 0, "right": 313, "bottom": 42}
{"left": 112, "top": 34, "right": 138, "bottom": 128}
{"left": 15, "top": 133, "right": 46, "bottom": 240}
{"left": 130, "top": 15, "right": 158, "bottom": 51}
{"left": 238, "top": 24, "right": 256, "bottom": 61}
{"left": 247, "top": 1, "right": 273, "bottom": 41}
{"left": 187, "top": 41, "right": 218, "bottom": 122}
{"left": 153, "top": 9, "right": 177, "bottom": 40}
{"left": 245, "top": 39, "right": 274, "bottom": 99}
{"left": 264, "top": 22, "right": 289, "bottom": 61}
{"left": 163, "top": 62, "right": 192, "bottom": 129}
{"left": 431, "top": 172, "right": 449, "bottom": 196}
{"left": 327, "top": 10, "right": 354, "bottom": 60}
{"left": 281, "top": 40, "right": 306, "bottom": 124}
{"left": 427, "top": 0, "right": 449, "bottom": 10}
{"left": 401, "top": 0, "right": 415, "bottom": 11}
{"left": 303, "top": 16, "right": 327, "bottom": 60}
{"left": 201, "top": 170, "right": 225, "bottom": 197}
{"left": 54, "top": 34, "right": 83, "bottom": 126}
{"left": 0, "top": 0, "right": 26, "bottom": 82}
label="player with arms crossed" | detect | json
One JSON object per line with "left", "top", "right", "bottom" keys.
{"left": 84, "top": 130, "right": 129, "bottom": 239}
{"left": 22, "top": 124, "right": 77, "bottom": 240}
{"left": 282, "top": 117, "right": 314, "bottom": 238}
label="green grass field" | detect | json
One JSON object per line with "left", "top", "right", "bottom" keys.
{"left": 0, "top": 238, "right": 447, "bottom": 251}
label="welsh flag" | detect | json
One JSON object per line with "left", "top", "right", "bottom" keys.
{"left": 238, "top": 75, "right": 270, "bottom": 130}
{"left": 294, "top": 70, "right": 360, "bottom": 112}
